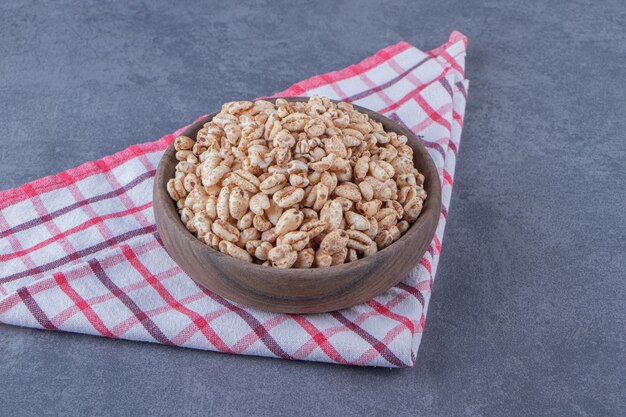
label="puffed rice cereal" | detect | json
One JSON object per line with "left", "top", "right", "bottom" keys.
{"left": 166, "top": 96, "right": 427, "bottom": 268}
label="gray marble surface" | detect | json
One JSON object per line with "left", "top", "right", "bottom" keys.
{"left": 1, "top": 1, "right": 624, "bottom": 416}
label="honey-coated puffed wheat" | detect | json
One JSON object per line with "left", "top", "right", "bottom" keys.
{"left": 167, "top": 96, "right": 427, "bottom": 268}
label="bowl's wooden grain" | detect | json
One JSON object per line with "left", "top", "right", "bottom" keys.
{"left": 153, "top": 97, "right": 441, "bottom": 313}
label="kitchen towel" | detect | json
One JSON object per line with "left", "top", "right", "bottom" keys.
{"left": 0, "top": 31, "right": 468, "bottom": 367}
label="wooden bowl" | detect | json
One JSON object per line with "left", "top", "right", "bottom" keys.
{"left": 153, "top": 98, "right": 441, "bottom": 313}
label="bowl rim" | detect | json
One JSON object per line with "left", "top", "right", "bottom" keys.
{"left": 154, "top": 97, "right": 441, "bottom": 278}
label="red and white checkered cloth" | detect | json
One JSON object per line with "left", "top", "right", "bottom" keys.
{"left": 0, "top": 31, "right": 468, "bottom": 367}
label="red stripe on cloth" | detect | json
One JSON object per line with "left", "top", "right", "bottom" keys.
{"left": 413, "top": 314, "right": 426, "bottom": 334}
{"left": 366, "top": 299, "right": 415, "bottom": 333}
{"left": 427, "top": 30, "right": 468, "bottom": 61}
{"left": 291, "top": 315, "right": 349, "bottom": 364}
{"left": 322, "top": 74, "right": 350, "bottom": 100}
{"left": 410, "top": 102, "right": 453, "bottom": 133}
{"left": 0, "top": 293, "right": 20, "bottom": 312}
{"left": 380, "top": 87, "right": 453, "bottom": 131}
{"left": 121, "top": 245, "right": 234, "bottom": 353}
{"left": 413, "top": 93, "right": 452, "bottom": 131}
{"left": 88, "top": 258, "right": 174, "bottom": 345}
{"left": 433, "top": 235, "right": 442, "bottom": 254}
{"left": 291, "top": 325, "right": 348, "bottom": 359}
{"left": 437, "top": 50, "right": 464, "bottom": 76}
{"left": 53, "top": 272, "right": 115, "bottom": 337}
{"left": 330, "top": 311, "right": 407, "bottom": 367}
{"left": 17, "top": 288, "right": 57, "bottom": 330}
{"left": 376, "top": 67, "right": 452, "bottom": 115}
